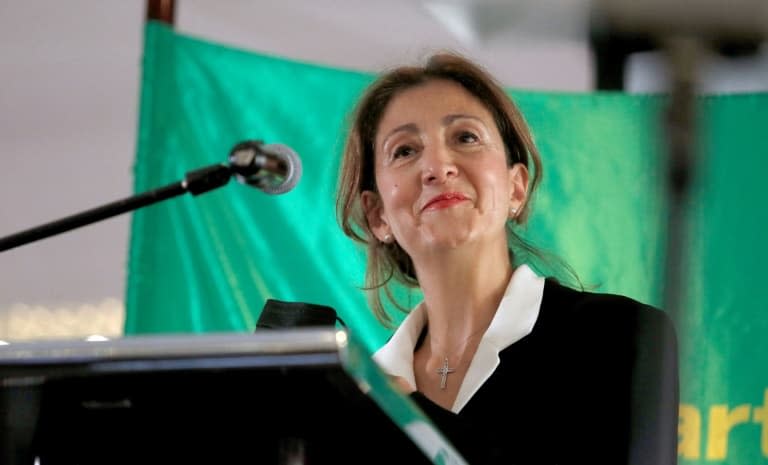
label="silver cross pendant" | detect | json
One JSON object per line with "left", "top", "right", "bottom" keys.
{"left": 436, "top": 357, "right": 456, "bottom": 390}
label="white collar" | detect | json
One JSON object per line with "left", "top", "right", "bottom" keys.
{"left": 372, "top": 264, "right": 545, "bottom": 413}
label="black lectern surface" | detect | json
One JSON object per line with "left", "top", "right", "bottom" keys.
{"left": 0, "top": 329, "right": 466, "bottom": 465}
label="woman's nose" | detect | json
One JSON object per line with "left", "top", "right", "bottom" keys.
{"left": 421, "top": 144, "right": 458, "bottom": 184}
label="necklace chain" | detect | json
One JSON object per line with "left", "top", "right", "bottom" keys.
{"left": 431, "top": 324, "right": 488, "bottom": 357}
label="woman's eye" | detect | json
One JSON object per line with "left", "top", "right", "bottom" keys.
{"left": 457, "top": 131, "right": 479, "bottom": 143}
{"left": 393, "top": 145, "right": 416, "bottom": 158}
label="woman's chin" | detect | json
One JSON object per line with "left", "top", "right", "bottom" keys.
{"left": 421, "top": 230, "right": 475, "bottom": 250}
{"left": 415, "top": 223, "right": 507, "bottom": 255}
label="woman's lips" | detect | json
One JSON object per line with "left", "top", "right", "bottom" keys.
{"left": 422, "top": 192, "right": 469, "bottom": 211}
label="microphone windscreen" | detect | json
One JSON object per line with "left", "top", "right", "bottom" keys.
{"left": 255, "top": 299, "right": 338, "bottom": 330}
{"left": 260, "top": 143, "right": 302, "bottom": 195}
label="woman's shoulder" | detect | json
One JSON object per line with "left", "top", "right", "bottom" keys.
{"left": 540, "top": 278, "right": 676, "bottom": 334}
{"left": 536, "top": 279, "right": 679, "bottom": 385}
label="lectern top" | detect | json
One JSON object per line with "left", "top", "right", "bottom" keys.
{"left": 0, "top": 328, "right": 342, "bottom": 365}
{"left": 0, "top": 328, "right": 469, "bottom": 465}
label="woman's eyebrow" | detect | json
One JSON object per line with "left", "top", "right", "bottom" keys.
{"left": 442, "top": 114, "right": 484, "bottom": 126}
{"left": 381, "top": 123, "right": 419, "bottom": 149}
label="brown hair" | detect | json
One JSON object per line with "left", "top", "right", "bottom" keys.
{"left": 336, "top": 52, "right": 543, "bottom": 326}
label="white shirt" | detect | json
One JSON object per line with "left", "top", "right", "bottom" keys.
{"left": 373, "top": 264, "right": 545, "bottom": 413}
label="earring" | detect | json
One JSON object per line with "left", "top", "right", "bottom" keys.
{"left": 382, "top": 234, "right": 392, "bottom": 244}
{"left": 509, "top": 207, "right": 518, "bottom": 218}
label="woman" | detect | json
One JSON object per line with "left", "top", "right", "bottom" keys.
{"left": 337, "top": 53, "right": 678, "bottom": 465}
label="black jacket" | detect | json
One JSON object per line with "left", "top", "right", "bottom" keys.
{"left": 410, "top": 279, "right": 679, "bottom": 465}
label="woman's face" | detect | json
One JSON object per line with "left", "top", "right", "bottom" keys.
{"left": 362, "top": 79, "right": 528, "bottom": 259}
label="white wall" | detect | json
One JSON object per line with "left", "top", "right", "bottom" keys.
{"left": 0, "top": 2, "right": 144, "bottom": 338}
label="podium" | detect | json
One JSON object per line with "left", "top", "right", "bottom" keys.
{"left": 0, "top": 329, "right": 467, "bottom": 465}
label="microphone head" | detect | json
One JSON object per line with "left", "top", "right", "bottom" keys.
{"left": 229, "top": 141, "right": 303, "bottom": 195}
{"left": 259, "top": 143, "right": 302, "bottom": 195}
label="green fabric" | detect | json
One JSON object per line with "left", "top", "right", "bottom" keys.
{"left": 128, "top": 22, "right": 768, "bottom": 464}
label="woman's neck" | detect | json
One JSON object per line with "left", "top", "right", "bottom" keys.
{"left": 414, "top": 240, "right": 513, "bottom": 352}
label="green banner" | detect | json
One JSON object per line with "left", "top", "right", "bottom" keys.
{"left": 128, "top": 22, "right": 768, "bottom": 463}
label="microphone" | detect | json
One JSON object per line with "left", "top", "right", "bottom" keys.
{"left": 0, "top": 139, "right": 303, "bottom": 253}
{"left": 228, "top": 140, "right": 303, "bottom": 195}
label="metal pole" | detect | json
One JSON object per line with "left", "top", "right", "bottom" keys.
{"left": 146, "top": 0, "right": 175, "bottom": 25}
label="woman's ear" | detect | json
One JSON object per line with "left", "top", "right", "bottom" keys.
{"left": 509, "top": 163, "right": 529, "bottom": 214}
{"left": 361, "top": 190, "right": 392, "bottom": 242}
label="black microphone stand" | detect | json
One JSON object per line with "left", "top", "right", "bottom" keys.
{"left": 659, "top": 37, "right": 701, "bottom": 328}
{"left": 0, "top": 163, "right": 232, "bottom": 253}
